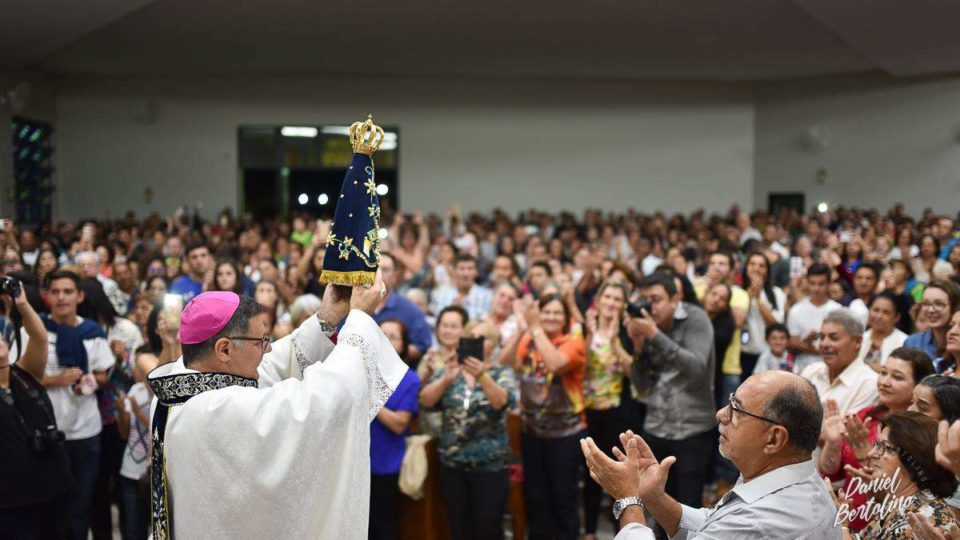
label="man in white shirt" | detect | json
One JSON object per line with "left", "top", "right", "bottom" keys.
{"left": 14, "top": 270, "right": 114, "bottom": 540}
{"left": 581, "top": 370, "right": 839, "bottom": 539}
{"left": 801, "top": 308, "right": 879, "bottom": 414}
{"left": 787, "top": 264, "right": 842, "bottom": 374}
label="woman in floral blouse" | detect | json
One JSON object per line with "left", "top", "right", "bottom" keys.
{"left": 417, "top": 305, "right": 470, "bottom": 436}
{"left": 419, "top": 319, "right": 517, "bottom": 540}
{"left": 581, "top": 279, "right": 632, "bottom": 540}
{"left": 820, "top": 348, "right": 935, "bottom": 532}
{"left": 829, "top": 411, "right": 958, "bottom": 539}
{"left": 500, "top": 293, "right": 587, "bottom": 540}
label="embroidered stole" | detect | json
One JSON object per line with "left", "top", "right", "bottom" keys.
{"left": 148, "top": 372, "right": 258, "bottom": 540}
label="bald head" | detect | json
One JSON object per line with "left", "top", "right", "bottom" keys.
{"left": 747, "top": 371, "right": 823, "bottom": 454}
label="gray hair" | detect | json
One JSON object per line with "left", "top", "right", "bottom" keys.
{"left": 289, "top": 294, "right": 322, "bottom": 327}
{"left": 75, "top": 250, "right": 100, "bottom": 265}
{"left": 405, "top": 288, "right": 428, "bottom": 303}
{"left": 822, "top": 308, "right": 864, "bottom": 338}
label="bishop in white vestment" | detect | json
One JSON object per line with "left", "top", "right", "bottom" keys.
{"left": 148, "top": 280, "right": 407, "bottom": 539}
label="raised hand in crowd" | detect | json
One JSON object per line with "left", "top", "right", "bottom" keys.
{"left": 842, "top": 415, "right": 874, "bottom": 462}
{"left": 908, "top": 511, "right": 960, "bottom": 540}
{"left": 585, "top": 306, "right": 599, "bottom": 336}
{"left": 936, "top": 419, "right": 960, "bottom": 478}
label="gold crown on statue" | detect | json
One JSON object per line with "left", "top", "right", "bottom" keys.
{"left": 349, "top": 115, "right": 384, "bottom": 155}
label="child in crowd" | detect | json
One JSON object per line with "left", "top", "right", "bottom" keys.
{"left": 116, "top": 346, "right": 159, "bottom": 540}
{"left": 752, "top": 323, "right": 793, "bottom": 375}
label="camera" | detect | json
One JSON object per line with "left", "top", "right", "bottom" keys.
{"left": 626, "top": 299, "right": 652, "bottom": 318}
{"left": 28, "top": 423, "right": 66, "bottom": 454}
{"left": 0, "top": 275, "right": 21, "bottom": 298}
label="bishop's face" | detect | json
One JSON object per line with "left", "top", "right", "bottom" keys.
{"left": 230, "top": 314, "right": 273, "bottom": 380}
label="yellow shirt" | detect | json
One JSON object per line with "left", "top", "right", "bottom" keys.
{"left": 695, "top": 282, "right": 749, "bottom": 375}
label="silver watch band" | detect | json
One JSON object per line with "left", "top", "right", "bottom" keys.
{"left": 613, "top": 496, "right": 643, "bottom": 520}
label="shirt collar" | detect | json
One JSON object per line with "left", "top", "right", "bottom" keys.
{"left": 731, "top": 459, "right": 817, "bottom": 504}
{"left": 836, "top": 358, "right": 868, "bottom": 386}
{"left": 673, "top": 302, "right": 689, "bottom": 321}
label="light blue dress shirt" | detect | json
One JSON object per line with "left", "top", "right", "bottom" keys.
{"left": 615, "top": 460, "right": 842, "bottom": 540}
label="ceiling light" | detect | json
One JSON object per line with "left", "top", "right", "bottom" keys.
{"left": 281, "top": 126, "right": 318, "bottom": 138}
{"left": 318, "top": 194, "right": 329, "bottom": 205}
{"left": 320, "top": 126, "right": 351, "bottom": 136}
{"left": 817, "top": 202, "right": 829, "bottom": 213}
{"left": 297, "top": 193, "right": 308, "bottom": 205}
{"left": 376, "top": 184, "right": 389, "bottom": 196}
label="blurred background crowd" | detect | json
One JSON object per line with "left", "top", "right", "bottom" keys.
{"left": 4, "top": 200, "right": 960, "bottom": 540}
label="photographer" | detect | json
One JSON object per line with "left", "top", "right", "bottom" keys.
{"left": 626, "top": 273, "right": 717, "bottom": 522}
{"left": 0, "top": 280, "right": 72, "bottom": 539}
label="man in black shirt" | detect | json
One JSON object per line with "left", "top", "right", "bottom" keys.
{"left": 0, "top": 285, "right": 72, "bottom": 540}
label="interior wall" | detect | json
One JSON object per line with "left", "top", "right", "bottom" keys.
{"left": 754, "top": 74, "right": 960, "bottom": 215}
{"left": 54, "top": 75, "right": 755, "bottom": 221}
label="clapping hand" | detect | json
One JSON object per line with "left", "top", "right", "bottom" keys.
{"left": 820, "top": 399, "right": 842, "bottom": 444}
{"left": 747, "top": 275, "right": 764, "bottom": 298}
{"left": 936, "top": 420, "right": 960, "bottom": 478}
{"left": 613, "top": 430, "right": 675, "bottom": 502}
{"left": 843, "top": 415, "right": 873, "bottom": 461}
{"left": 441, "top": 352, "right": 461, "bottom": 383}
{"left": 312, "top": 220, "right": 331, "bottom": 248}
{"left": 513, "top": 296, "right": 531, "bottom": 333}
{"left": 581, "top": 434, "right": 641, "bottom": 500}
{"left": 822, "top": 412, "right": 845, "bottom": 445}
{"left": 844, "top": 463, "right": 881, "bottom": 486}
{"left": 585, "top": 307, "right": 599, "bottom": 336}
{"left": 907, "top": 511, "right": 960, "bottom": 539}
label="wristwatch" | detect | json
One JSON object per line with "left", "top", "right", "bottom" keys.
{"left": 317, "top": 318, "right": 336, "bottom": 335}
{"left": 612, "top": 496, "right": 643, "bottom": 520}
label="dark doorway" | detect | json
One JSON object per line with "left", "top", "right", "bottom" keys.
{"left": 238, "top": 125, "right": 399, "bottom": 220}
{"left": 768, "top": 192, "right": 805, "bottom": 216}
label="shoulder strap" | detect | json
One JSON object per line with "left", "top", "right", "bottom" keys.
{"left": 151, "top": 403, "right": 174, "bottom": 540}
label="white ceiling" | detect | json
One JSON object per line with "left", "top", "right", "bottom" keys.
{"left": 2, "top": 0, "right": 959, "bottom": 81}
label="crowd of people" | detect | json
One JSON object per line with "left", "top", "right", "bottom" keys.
{"left": 3, "top": 201, "right": 960, "bottom": 539}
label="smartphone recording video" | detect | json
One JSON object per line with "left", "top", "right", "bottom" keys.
{"left": 457, "top": 337, "right": 484, "bottom": 365}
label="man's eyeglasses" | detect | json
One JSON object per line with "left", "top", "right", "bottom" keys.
{"left": 870, "top": 439, "right": 900, "bottom": 458}
{"left": 723, "top": 393, "right": 786, "bottom": 427}
{"left": 229, "top": 335, "right": 271, "bottom": 351}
